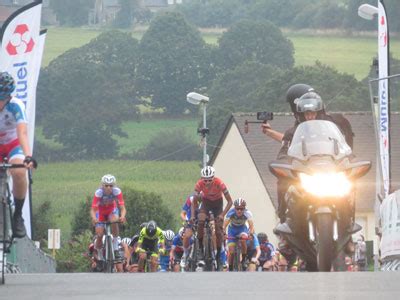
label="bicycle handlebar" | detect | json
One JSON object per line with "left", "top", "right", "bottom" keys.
{"left": 0, "top": 163, "right": 26, "bottom": 169}
{"left": 96, "top": 221, "right": 123, "bottom": 225}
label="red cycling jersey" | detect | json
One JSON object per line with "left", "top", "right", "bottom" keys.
{"left": 91, "top": 186, "right": 124, "bottom": 214}
{"left": 194, "top": 177, "right": 228, "bottom": 201}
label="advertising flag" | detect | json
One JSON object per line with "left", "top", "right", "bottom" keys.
{"left": 0, "top": 1, "right": 44, "bottom": 238}
{"left": 378, "top": 0, "right": 390, "bottom": 197}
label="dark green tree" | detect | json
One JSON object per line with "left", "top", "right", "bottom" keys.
{"left": 215, "top": 19, "right": 294, "bottom": 71}
{"left": 32, "top": 201, "right": 56, "bottom": 242}
{"left": 37, "top": 31, "right": 140, "bottom": 160}
{"left": 113, "top": 0, "right": 133, "bottom": 28}
{"left": 136, "top": 12, "right": 214, "bottom": 115}
{"left": 50, "top": 0, "right": 95, "bottom": 26}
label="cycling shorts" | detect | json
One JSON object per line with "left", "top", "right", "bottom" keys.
{"left": 95, "top": 208, "right": 119, "bottom": 225}
{"left": 227, "top": 225, "right": 249, "bottom": 246}
{"left": 0, "top": 139, "right": 24, "bottom": 161}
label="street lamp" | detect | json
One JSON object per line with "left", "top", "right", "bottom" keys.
{"left": 358, "top": 4, "right": 378, "bottom": 20}
{"left": 187, "top": 92, "right": 210, "bottom": 168}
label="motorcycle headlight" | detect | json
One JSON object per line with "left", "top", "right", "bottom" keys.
{"left": 299, "top": 172, "right": 352, "bottom": 197}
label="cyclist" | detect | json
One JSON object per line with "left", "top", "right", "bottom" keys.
{"left": 257, "top": 232, "right": 277, "bottom": 271}
{"left": 136, "top": 220, "right": 165, "bottom": 272}
{"left": 245, "top": 233, "right": 261, "bottom": 272}
{"left": 191, "top": 166, "right": 233, "bottom": 269}
{"left": 87, "top": 240, "right": 102, "bottom": 272}
{"left": 125, "top": 234, "right": 140, "bottom": 273}
{"left": 120, "top": 237, "right": 133, "bottom": 272}
{"left": 159, "top": 229, "right": 175, "bottom": 272}
{"left": 223, "top": 198, "right": 254, "bottom": 271}
{"left": 0, "top": 71, "right": 38, "bottom": 238}
{"left": 180, "top": 192, "right": 201, "bottom": 266}
{"left": 170, "top": 227, "right": 192, "bottom": 272}
{"left": 90, "top": 174, "right": 126, "bottom": 262}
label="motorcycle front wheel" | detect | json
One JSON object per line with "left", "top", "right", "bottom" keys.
{"left": 315, "top": 213, "right": 334, "bottom": 272}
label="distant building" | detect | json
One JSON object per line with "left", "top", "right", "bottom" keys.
{"left": 0, "top": 0, "right": 56, "bottom": 27}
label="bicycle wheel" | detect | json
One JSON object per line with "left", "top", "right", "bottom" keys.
{"left": 0, "top": 201, "right": 5, "bottom": 284}
{"left": 203, "top": 229, "right": 215, "bottom": 271}
{"left": 188, "top": 236, "right": 198, "bottom": 272}
{"left": 104, "top": 235, "right": 114, "bottom": 273}
{"left": 233, "top": 243, "right": 242, "bottom": 272}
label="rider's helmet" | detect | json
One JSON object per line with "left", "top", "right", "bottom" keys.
{"left": 286, "top": 83, "right": 314, "bottom": 114}
{"left": 233, "top": 198, "right": 246, "bottom": 208}
{"left": 257, "top": 232, "right": 268, "bottom": 244}
{"left": 121, "top": 237, "right": 132, "bottom": 245}
{"left": 178, "top": 227, "right": 185, "bottom": 238}
{"left": 146, "top": 220, "right": 157, "bottom": 237}
{"left": 101, "top": 174, "right": 116, "bottom": 185}
{"left": 130, "top": 234, "right": 140, "bottom": 247}
{"left": 201, "top": 166, "right": 215, "bottom": 179}
{"left": 295, "top": 91, "right": 325, "bottom": 122}
{"left": 163, "top": 229, "right": 175, "bottom": 241}
{"left": 0, "top": 72, "right": 15, "bottom": 101}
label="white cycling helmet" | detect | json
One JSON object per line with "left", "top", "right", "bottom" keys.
{"left": 101, "top": 174, "right": 116, "bottom": 185}
{"left": 163, "top": 230, "right": 175, "bottom": 241}
{"left": 122, "top": 237, "right": 132, "bottom": 245}
{"left": 234, "top": 198, "right": 247, "bottom": 208}
{"left": 201, "top": 166, "right": 215, "bottom": 179}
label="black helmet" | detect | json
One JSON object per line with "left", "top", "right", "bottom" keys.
{"left": 295, "top": 91, "right": 325, "bottom": 122}
{"left": 0, "top": 72, "right": 16, "bottom": 100}
{"left": 286, "top": 83, "right": 314, "bottom": 113}
{"left": 130, "top": 234, "right": 139, "bottom": 247}
{"left": 257, "top": 232, "right": 268, "bottom": 243}
{"left": 146, "top": 220, "right": 157, "bottom": 237}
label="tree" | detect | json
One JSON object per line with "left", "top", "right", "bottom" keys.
{"left": 32, "top": 201, "right": 56, "bottom": 242}
{"left": 50, "top": 0, "right": 95, "bottom": 26}
{"left": 113, "top": 0, "right": 133, "bottom": 28}
{"left": 215, "top": 19, "right": 294, "bottom": 71}
{"left": 37, "top": 31, "right": 140, "bottom": 160}
{"left": 136, "top": 12, "right": 214, "bottom": 115}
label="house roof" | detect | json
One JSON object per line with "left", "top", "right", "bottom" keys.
{"left": 211, "top": 112, "right": 400, "bottom": 213}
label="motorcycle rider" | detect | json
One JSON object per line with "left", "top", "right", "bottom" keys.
{"left": 274, "top": 91, "right": 359, "bottom": 236}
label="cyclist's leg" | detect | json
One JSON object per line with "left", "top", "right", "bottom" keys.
{"left": 226, "top": 225, "right": 237, "bottom": 270}
{"left": 108, "top": 209, "right": 120, "bottom": 254}
{"left": 197, "top": 209, "right": 207, "bottom": 259}
{"left": 95, "top": 212, "right": 106, "bottom": 260}
{"left": 8, "top": 145, "right": 27, "bottom": 237}
{"left": 150, "top": 253, "right": 158, "bottom": 272}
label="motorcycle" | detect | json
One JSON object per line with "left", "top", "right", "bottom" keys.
{"left": 269, "top": 120, "right": 371, "bottom": 271}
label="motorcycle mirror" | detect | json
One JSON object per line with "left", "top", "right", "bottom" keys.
{"left": 269, "top": 162, "right": 296, "bottom": 179}
{"left": 346, "top": 160, "right": 371, "bottom": 179}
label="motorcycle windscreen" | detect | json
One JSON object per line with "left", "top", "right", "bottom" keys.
{"left": 288, "top": 120, "right": 352, "bottom": 161}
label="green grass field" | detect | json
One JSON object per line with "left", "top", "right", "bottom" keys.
{"left": 43, "top": 27, "right": 400, "bottom": 79}
{"left": 33, "top": 160, "right": 200, "bottom": 240}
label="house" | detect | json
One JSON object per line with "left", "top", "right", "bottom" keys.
{"left": 210, "top": 112, "right": 400, "bottom": 252}
{"left": 0, "top": 0, "right": 55, "bottom": 27}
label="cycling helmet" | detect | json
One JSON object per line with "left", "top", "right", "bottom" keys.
{"left": 101, "top": 174, "right": 116, "bottom": 185}
{"left": 201, "top": 166, "right": 215, "bottom": 179}
{"left": 163, "top": 229, "right": 175, "bottom": 241}
{"left": 0, "top": 72, "right": 15, "bottom": 100}
{"left": 130, "top": 234, "right": 139, "bottom": 247}
{"left": 178, "top": 227, "right": 185, "bottom": 238}
{"left": 122, "top": 237, "right": 132, "bottom": 245}
{"left": 234, "top": 198, "right": 246, "bottom": 208}
{"left": 146, "top": 220, "right": 157, "bottom": 237}
{"left": 257, "top": 232, "right": 268, "bottom": 243}
{"left": 286, "top": 83, "right": 314, "bottom": 113}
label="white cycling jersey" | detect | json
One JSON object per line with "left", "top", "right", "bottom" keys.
{"left": 0, "top": 97, "right": 28, "bottom": 144}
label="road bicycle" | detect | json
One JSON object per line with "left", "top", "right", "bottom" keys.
{"left": 228, "top": 235, "right": 250, "bottom": 272}
{"left": 203, "top": 212, "right": 217, "bottom": 271}
{"left": 186, "top": 222, "right": 199, "bottom": 272}
{"left": 0, "top": 161, "right": 26, "bottom": 284}
{"left": 96, "top": 221, "right": 122, "bottom": 273}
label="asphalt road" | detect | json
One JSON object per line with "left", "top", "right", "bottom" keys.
{"left": 1, "top": 272, "right": 400, "bottom": 300}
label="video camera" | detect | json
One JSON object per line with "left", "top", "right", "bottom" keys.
{"left": 245, "top": 112, "right": 274, "bottom": 133}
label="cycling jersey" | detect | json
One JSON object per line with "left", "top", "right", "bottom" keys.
{"left": 0, "top": 97, "right": 27, "bottom": 145}
{"left": 225, "top": 208, "right": 253, "bottom": 227}
{"left": 259, "top": 242, "right": 275, "bottom": 261}
{"left": 172, "top": 234, "right": 193, "bottom": 253}
{"left": 91, "top": 186, "right": 124, "bottom": 211}
{"left": 138, "top": 226, "right": 165, "bottom": 245}
{"left": 194, "top": 177, "right": 228, "bottom": 201}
